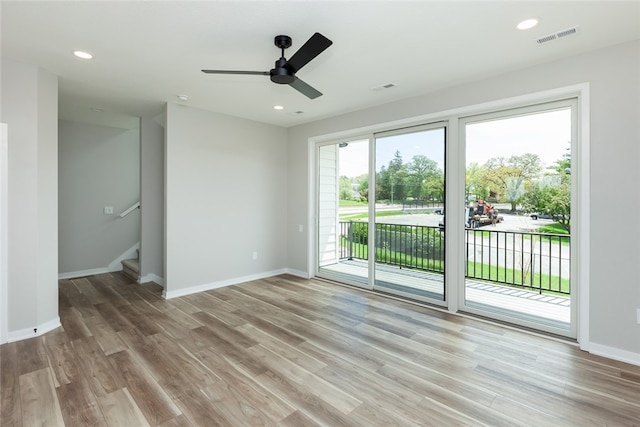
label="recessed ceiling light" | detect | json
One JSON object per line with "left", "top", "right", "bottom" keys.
{"left": 177, "top": 94, "right": 189, "bottom": 101}
{"left": 517, "top": 19, "right": 539, "bottom": 30}
{"left": 73, "top": 50, "right": 93, "bottom": 59}
{"left": 90, "top": 108, "right": 104, "bottom": 113}
{"left": 273, "top": 105, "right": 284, "bottom": 110}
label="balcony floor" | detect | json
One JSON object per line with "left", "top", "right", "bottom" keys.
{"left": 319, "top": 259, "right": 570, "bottom": 328}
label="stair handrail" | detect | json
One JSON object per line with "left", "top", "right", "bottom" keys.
{"left": 119, "top": 201, "right": 140, "bottom": 218}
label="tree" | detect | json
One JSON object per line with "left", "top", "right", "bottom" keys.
{"left": 377, "top": 151, "right": 407, "bottom": 202}
{"left": 483, "top": 153, "right": 543, "bottom": 211}
{"left": 504, "top": 176, "right": 525, "bottom": 207}
{"left": 339, "top": 176, "right": 354, "bottom": 200}
{"left": 523, "top": 181, "right": 571, "bottom": 231}
{"left": 407, "top": 155, "right": 441, "bottom": 200}
{"left": 466, "top": 162, "right": 487, "bottom": 201}
{"left": 522, "top": 148, "right": 571, "bottom": 231}
{"left": 357, "top": 174, "right": 369, "bottom": 202}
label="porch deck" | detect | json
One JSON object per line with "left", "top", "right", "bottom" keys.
{"left": 319, "top": 259, "right": 570, "bottom": 327}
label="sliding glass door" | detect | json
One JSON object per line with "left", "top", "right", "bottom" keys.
{"left": 316, "top": 139, "right": 371, "bottom": 288}
{"left": 461, "top": 101, "right": 576, "bottom": 336}
{"left": 314, "top": 96, "right": 578, "bottom": 338}
{"left": 373, "top": 125, "right": 446, "bottom": 301}
{"left": 316, "top": 124, "right": 446, "bottom": 305}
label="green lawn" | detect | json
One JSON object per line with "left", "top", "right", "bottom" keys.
{"left": 339, "top": 210, "right": 405, "bottom": 220}
{"left": 339, "top": 200, "right": 367, "bottom": 207}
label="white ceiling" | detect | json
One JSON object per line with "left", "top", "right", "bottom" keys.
{"left": 2, "top": 1, "right": 639, "bottom": 128}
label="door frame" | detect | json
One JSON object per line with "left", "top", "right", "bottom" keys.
{"left": 457, "top": 98, "right": 580, "bottom": 338}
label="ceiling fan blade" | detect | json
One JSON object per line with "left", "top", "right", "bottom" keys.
{"left": 201, "top": 70, "right": 269, "bottom": 76}
{"left": 285, "top": 32, "right": 332, "bottom": 73}
{"left": 289, "top": 77, "right": 322, "bottom": 99}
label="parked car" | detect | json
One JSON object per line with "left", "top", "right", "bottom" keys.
{"left": 530, "top": 213, "right": 554, "bottom": 220}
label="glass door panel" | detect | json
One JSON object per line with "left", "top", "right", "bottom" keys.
{"left": 316, "top": 140, "right": 370, "bottom": 288}
{"left": 373, "top": 126, "right": 446, "bottom": 302}
{"left": 463, "top": 105, "right": 574, "bottom": 336}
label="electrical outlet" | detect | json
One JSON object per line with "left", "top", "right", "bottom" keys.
{"left": 252, "top": 252, "right": 258, "bottom": 261}
{"left": 103, "top": 206, "right": 114, "bottom": 215}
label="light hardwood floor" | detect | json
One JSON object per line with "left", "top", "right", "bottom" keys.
{"left": 1, "top": 272, "right": 639, "bottom": 426}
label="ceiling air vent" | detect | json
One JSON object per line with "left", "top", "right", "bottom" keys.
{"left": 536, "top": 26, "right": 579, "bottom": 44}
{"left": 372, "top": 83, "right": 396, "bottom": 91}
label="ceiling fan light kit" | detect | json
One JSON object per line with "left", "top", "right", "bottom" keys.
{"left": 202, "top": 32, "right": 332, "bottom": 99}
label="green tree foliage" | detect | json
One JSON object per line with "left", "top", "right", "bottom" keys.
{"left": 482, "top": 153, "right": 543, "bottom": 211}
{"left": 376, "top": 151, "right": 446, "bottom": 203}
{"left": 466, "top": 162, "right": 488, "bottom": 201}
{"left": 339, "top": 176, "right": 354, "bottom": 201}
{"left": 356, "top": 174, "right": 369, "bottom": 201}
{"left": 522, "top": 148, "right": 571, "bottom": 231}
{"left": 407, "top": 155, "right": 441, "bottom": 200}
{"left": 377, "top": 151, "right": 408, "bottom": 202}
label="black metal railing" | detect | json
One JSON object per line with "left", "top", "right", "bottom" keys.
{"left": 465, "top": 228, "right": 570, "bottom": 294}
{"left": 339, "top": 221, "right": 444, "bottom": 273}
{"left": 338, "top": 221, "right": 570, "bottom": 295}
{"left": 401, "top": 200, "right": 444, "bottom": 210}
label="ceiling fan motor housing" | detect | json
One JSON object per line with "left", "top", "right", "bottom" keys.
{"left": 270, "top": 57, "right": 295, "bottom": 84}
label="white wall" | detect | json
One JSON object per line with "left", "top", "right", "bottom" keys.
{"left": 0, "top": 59, "right": 59, "bottom": 340}
{"left": 287, "top": 41, "right": 640, "bottom": 359}
{"left": 58, "top": 120, "right": 140, "bottom": 275}
{"left": 164, "top": 103, "right": 288, "bottom": 297}
{"left": 140, "top": 114, "right": 165, "bottom": 283}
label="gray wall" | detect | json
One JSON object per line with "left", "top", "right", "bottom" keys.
{"left": 58, "top": 120, "right": 140, "bottom": 274}
{"left": 1, "top": 59, "right": 58, "bottom": 335}
{"left": 287, "top": 40, "right": 640, "bottom": 357}
{"left": 140, "top": 114, "right": 165, "bottom": 282}
{"left": 164, "top": 103, "right": 287, "bottom": 296}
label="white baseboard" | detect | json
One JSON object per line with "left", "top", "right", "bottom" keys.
{"left": 589, "top": 342, "right": 640, "bottom": 367}
{"left": 285, "top": 268, "right": 310, "bottom": 279}
{"left": 163, "top": 268, "right": 287, "bottom": 299}
{"left": 7, "top": 317, "right": 61, "bottom": 343}
{"left": 140, "top": 273, "right": 165, "bottom": 287}
{"left": 59, "top": 267, "right": 111, "bottom": 280}
{"left": 107, "top": 242, "right": 140, "bottom": 271}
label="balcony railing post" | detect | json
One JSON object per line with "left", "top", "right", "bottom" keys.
{"left": 348, "top": 220, "right": 354, "bottom": 260}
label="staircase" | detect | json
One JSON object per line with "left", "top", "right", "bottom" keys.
{"left": 121, "top": 249, "right": 140, "bottom": 281}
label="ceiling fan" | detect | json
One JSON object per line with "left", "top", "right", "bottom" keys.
{"left": 202, "top": 32, "right": 333, "bottom": 99}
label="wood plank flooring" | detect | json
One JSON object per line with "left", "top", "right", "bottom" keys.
{"left": 2, "top": 272, "right": 639, "bottom": 426}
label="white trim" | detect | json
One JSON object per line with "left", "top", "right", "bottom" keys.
{"left": 576, "top": 86, "right": 590, "bottom": 351}
{"left": 58, "top": 267, "right": 111, "bottom": 280}
{"left": 140, "top": 273, "right": 165, "bottom": 287}
{"left": 589, "top": 343, "right": 640, "bottom": 367}
{"left": 285, "top": 268, "right": 310, "bottom": 279}
{"left": 7, "top": 317, "right": 61, "bottom": 343}
{"left": 446, "top": 117, "right": 462, "bottom": 314}
{"left": 456, "top": 96, "right": 581, "bottom": 339}
{"left": 307, "top": 137, "right": 316, "bottom": 279}
{"left": 162, "top": 269, "right": 287, "bottom": 299}
{"left": 308, "top": 84, "right": 591, "bottom": 146}
{"left": 0, "top": 123, "right": 8, "bottom": 344}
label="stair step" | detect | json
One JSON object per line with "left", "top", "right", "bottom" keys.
{"left": 122, "top": 258, "right": 139, "bottom": 271}
{"left": 121, "top": 258, "right": 139, "bottom": 280}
